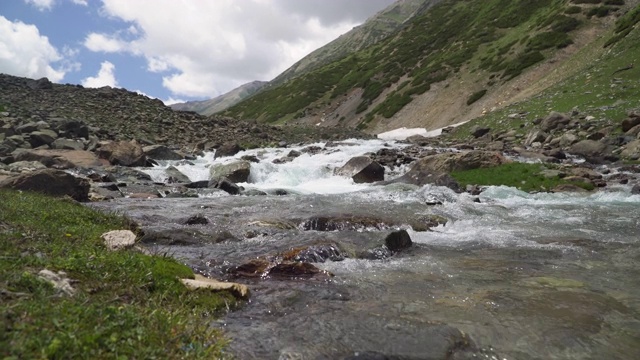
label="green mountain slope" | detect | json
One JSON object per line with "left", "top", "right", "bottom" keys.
{"left": 224, "top": 0, "right": 640, "bottom": 134}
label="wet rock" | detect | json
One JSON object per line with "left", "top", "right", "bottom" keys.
{"left": 209, "top": 177, "right": 242, "bottom": 195}
{"left": 0, "top": 168, "right": 89, "bottom": 201}
{"left": 631, "top": 184, "right": 640, "bottom": 194}
{"left": 231, "top": 259, "right": 270, "bottom": 277}
{"left": 411, "top": 150, "right": 508, "bottom": 174}
{"left": 209, "top": 160, "right": 251, "bottom": 183}
{"left": 270, "top": 262, "right": 332, "bottom": 278}
{"left": 139, "top": 228, "right": 206, "bottom": 246}
{"left": 384, "top": 230, "right": 412, "bottom": 252}
{"left": 410, "top": 215, "right": 448, "bottom": 231}
{"left": 184, "top": 180, "right": 209, "bottom": 189}
{"left": 335, "top": 156, "right": 385, "bottom": 183}
{"left": 97, "top": 140, "right": 148, "bottom": 167}
{"left": 184, "top": 214, "right": 209, "bottom": 225}
{"left": 214, "top": 142, "right": 244, "bottom": 159}
{"left": 143, "top": 144, "right": 184, "bottom": 160}
{"left": 165, "top": 165, "right": 190, "bottom": 183}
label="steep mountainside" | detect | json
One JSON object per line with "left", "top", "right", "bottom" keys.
{"left": 223, "top": 0, "right": 640, "bottom": 134}
{"left": 270, "top": 0, "right": 442, "bottom": 86}
{"left": 173, "top": 0, "right": 440, "bottom": 115}
{"left": 170, "top": 81, "right": 267, "bottom": 116}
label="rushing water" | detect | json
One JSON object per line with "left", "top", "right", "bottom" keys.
{"left": 91, "top": 139, "right": 640, "bottom": 360}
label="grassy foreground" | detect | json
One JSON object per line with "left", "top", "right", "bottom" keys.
{"left": 0, "top": 190, "right": 234, "bottom": 359}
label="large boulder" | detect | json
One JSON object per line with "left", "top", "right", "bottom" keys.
{"left": 335, "top": 156, "right": 384, "bottom": 183}
{"left": 143, "top": 144, "right": 184, "bottom": 160}
{"left": 96, "top": 140, "right": 148, "bottom": 167}
{"left": 621, "top": 113, "right": 640, "bottom": 132}
{"left": 540, "top": 112, "right": 571, "bottom": 132}
{"left": 621, "top": 140, "right": 640, "bottom": 160}
{"left": 0, "top": 168, "right": 90, "bottom": 201}
{"left": 568, "top": 140, "right": 608, "bottom": 159}
{"left": 209, "top": 160, "right": 251, "bottom": 183}
{"left": 214, "top": 142, "right": 244, "bottom": 159}
{"left": 28, "top": 129, "right": 58, "bottom": 148}
{"left": 412, "top": 150, "right": 508, "bottom": 174}
{"left": 14, "top": 149, "right": 105, "bottom": 169}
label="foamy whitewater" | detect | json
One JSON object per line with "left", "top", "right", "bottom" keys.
{"left": 96, "top": 138, "right": 640, "bottom": 359}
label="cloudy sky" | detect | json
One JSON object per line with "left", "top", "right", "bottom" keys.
{"left": 1, "top": 0, "right": 395, "bottom": 104}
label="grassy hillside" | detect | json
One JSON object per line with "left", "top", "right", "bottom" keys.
{"left": 450, "top": 3, "right": 640, "bottom": 139}
{"left": 224, "top": 0, "right": 639, "bottom": 133}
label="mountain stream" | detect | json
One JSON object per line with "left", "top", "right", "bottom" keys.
{"left": 90, "top": 139, "right": 640, "bottom": 360}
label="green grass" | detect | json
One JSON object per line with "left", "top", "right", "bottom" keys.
{"left": 0, "top": 190, "right": 235, "bottom": 359}
{"left": 450, "top": 9, "right": 640, "bottom": 141}
{"left": 451, "top": 162, "right": 596, "bottom": 192}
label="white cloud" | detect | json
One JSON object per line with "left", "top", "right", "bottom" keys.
{"left": 84, "top": 33, "right": 127, "bottom": 53}
{"left": 71, "top": 0, "right": 88, "bottom": 5}
{"left": 82, "top": 61, "right": 118, "bottom": 88}
{"left": 0, "top": 16, "right": 65, "bottom": 81}
{"left": 93, "top": 0, "right": 388, "bottom": 98}
{"left": 24, "top": 0, "right": 55, "bottom": 11}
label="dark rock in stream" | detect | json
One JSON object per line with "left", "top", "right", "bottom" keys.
{"left": 300, "top": 215, "right": 392, "bottom": 231}
{"left": 384, "top": 230, "right": 412, "bottom": 252}
{"left": 335, "top": 156, "right": 385, "bottom": 183}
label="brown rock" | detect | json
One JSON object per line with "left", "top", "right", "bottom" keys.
{"left": 14, "top": 149, "right": 105, "bottom": 169}
{"left": 335, "top": 156, "right": 384, "bottom": 183}
{"left": 0, "top": 168, "right": 90, "bottom": 201}
{"left": 97, "top": 140, "right": 148, "bottom": 167}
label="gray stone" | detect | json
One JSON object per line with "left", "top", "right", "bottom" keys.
{"left": 101, "top": 230, "right": 136, "bottom": 251}
{"left": 51, "top": 138, "right": 85, "bottom": 150}
{"left": 621, "top": 140, "right": 640, "bottom": 160}
{"left": 540, "top": 112, "right": 571, "bottom": 132}
{"left": 384, "top": 230, "right": 413, "bottom": 252}
{"left": 143, "top": 144, "right": 184, "bottom": 160}
{"left": 569, "top": 140, "right": 607, "bottom": 159}
{"left": 335, "top": 156, "right": 385, "bottom": 183}
{"left": 209, "top": 160, "right": 251, "bottom": 183}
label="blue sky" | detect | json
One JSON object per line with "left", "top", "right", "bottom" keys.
{"left": 0, "top": 0, "right": 394, "bottom": 104}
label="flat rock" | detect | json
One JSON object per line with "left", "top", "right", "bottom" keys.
{"left": 101, "top": 230, "right": 136, "bottom": 251}
{"left": 180, "top": 274, "right": 249, "bottom": 299}
{"left": 14, "top": 149, "right": 105, "bottom": 169}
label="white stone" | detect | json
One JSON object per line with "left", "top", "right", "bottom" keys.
{"left": 101, "top": 230, "right": 136, "bottom": 251}
{"left": 180, "top": 274, "right": 250, "bottom": 299}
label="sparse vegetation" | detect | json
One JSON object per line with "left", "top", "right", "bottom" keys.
{"left": 451, "top": 163, "right": 595, "bottom": 192}
{"left": 467, "top": 89, "right": 488, "bottom": 105}
{"left": 0, "top": 190, "right": 235, "bottom": 359}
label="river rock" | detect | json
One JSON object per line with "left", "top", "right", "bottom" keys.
{"left": 621, "top": 140, "right": 640, "bottom": 160}
{"left": 209, "top": 160, "right": 251, "bottom": 183}
{"left": 384, "top": 230, "right": 412, "bottom": 252}
{"left": 51, "top": 138, "right": 85, "bottom": 150}
{"left": 214, "top": 142, "right": 244, "bottom": 159}
{"left": 621, "top": 114, "right": 640, "bottom": 132}
{"left": 143, "top": 144, "right": 184, "bottom": 160}
{"left": 413, "top": 150, "right": 508, "bottom": 173}
{"left": 96, "top": 140, "right": 148, "bottom": 167}
{"left": 335, "top": 156, "right": 385, "bottom": 183}
{"left": 28, "top": 129, "right": 58, "bottom": 148}
{"left": 0, "top": 168, "right": 90, "bottom": 201}
{"left": 568, "top": 140, "right": 607, "bottom": 160}
{"left": 165, "top": 165, "right": 190, "bottom": 183}
{"left": 540, "top": 112, "right": 571, "bottom": 132}
{"left": 14, "top": 149, "right": 105, "bottom": 169}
